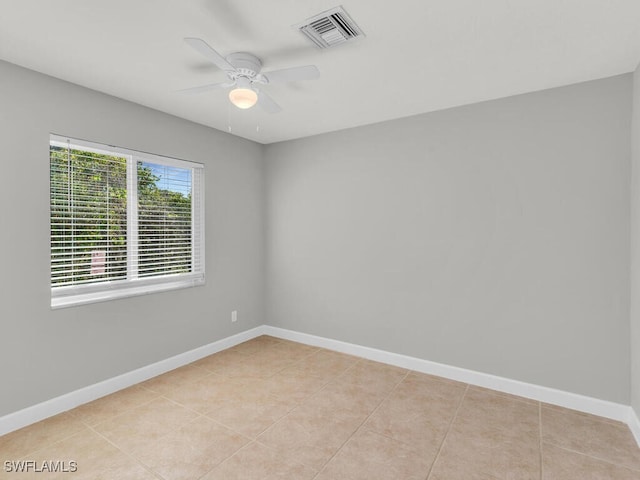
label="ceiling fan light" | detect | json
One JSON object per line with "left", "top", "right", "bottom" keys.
{"left": 229, "top": 87, "right": 258, "bottom": 109}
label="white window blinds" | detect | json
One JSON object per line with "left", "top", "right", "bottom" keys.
{"left": 50, "top": 144, "right": 128, "bottom": 287}
{"left": 50, "top": 135, "right": 205, "bottom": 308}
{"left": 137, "top": 161, "right": 199, "bottom": 278}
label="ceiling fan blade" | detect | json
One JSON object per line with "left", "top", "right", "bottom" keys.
{"left": 257, "top": 90, "right": 282, "bottom": 114}
{"left": 184, "top": 37, "right": 236, "bottom": 72}
{"left": 177, "top": 81, "right": 235, "bottom": 95}
{"left": 261, "top": 65, "right": 320, "bottom": 84}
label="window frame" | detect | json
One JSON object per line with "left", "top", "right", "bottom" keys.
{"left": 50, "top": 134, "right": 205, "bottom": 309}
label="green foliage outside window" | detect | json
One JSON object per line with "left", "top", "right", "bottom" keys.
{"left": 50, "top": 147, "right": 192, "bottom": 287}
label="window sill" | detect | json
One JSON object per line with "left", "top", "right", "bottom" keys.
{"left": 51, "top": 276, "right": 205, "bottom": 309}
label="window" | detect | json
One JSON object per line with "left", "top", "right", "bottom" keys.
{"left": 50, "top": 135, "right": 204, "bottom": 308}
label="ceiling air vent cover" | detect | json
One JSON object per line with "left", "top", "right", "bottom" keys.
{"left": 295, "top": 6, "right": 364, "bottom": 49}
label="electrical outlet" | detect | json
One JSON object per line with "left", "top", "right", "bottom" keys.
{"left": 231, "top": 310, "right": 237, "bottom": 323}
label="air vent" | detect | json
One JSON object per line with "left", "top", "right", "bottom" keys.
{"left": 295, "top": 6, "right": 364, "bottom": 49}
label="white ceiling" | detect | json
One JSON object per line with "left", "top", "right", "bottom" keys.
{"left": 1, "top": 0, "right": 640, "bottom": 144}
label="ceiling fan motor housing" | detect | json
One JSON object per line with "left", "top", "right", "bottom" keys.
{"left": 226, "top": 52, "right": 262, "bottom": 79}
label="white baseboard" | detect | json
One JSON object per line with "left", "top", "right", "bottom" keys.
{"left": 263, "top": 326, "right": 636, "bottom": 433}
{"left": 629, "top": 408, "right": 640, "bottom": 446}
{"left": 2, "top": 324, "right": 639, "bottom": 448}
{"left": 0, "top": 326, "right": 266, "bottom": 436}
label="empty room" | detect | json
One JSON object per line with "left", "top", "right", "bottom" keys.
{"left": 2, "top": 1, "right": 640, "bottom": 478}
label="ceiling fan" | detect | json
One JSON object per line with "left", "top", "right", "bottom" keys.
{"left": 180, "top": 38, "right": 320, "bottom": 113}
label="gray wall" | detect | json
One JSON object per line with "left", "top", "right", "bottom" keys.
{"left": 631, "top": 63, "right": 640, "bottom": 415}
{"left": 265, "top": 75, "right": 632, "bottom": 403}
{"left": 0, "top": 58, "right": 633, "bottom": 416}
{"left": 0, "top": 60, "right": 265, "bottom": 416}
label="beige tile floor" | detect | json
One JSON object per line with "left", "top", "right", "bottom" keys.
{"left": 1, "top": 335, "right": 640, "bottom": 479}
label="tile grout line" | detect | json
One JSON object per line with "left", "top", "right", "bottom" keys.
{"left": 84, "top": 385, "right": 252, "bottom": 480}
{"left": 157, "top": 396, "right": 256, "bottom": 445}
{"left": 543, "top": 442, "right": 640, "bottom": 473}
{"left": 227, "top": 346, "right": 364, "bottom": 460}
{"left": 424, "top": 383, "right": 469, "bottom": 480}
{"left": 244, "top": 348, "right": 360, "bottom": 438}
{"left": 311, "top": 368, "right": 412, "bottom": 480}
{"left": 342, "top": 375, "right": 471, "bottom": 455}
{"left": 194, "top": 440, "right": 261, "bottom": 480}
{"left": 76, "top": 392, "right": 163, "bottom": 426}
{"left": 540, "top": 403, "right": 627, "bottom": 427}
{"left": 11, "top": 410, "right": 89, "bottom": 460}
{"left": 14, "top": 424, "right": 91, "bottom": 464}
{"left": 84, "top": 423, "right": 166, "bottom": 480}
{"left": 220, "top": 342, "right": 323, "bottom": 383}
{"left": 88, "top": 411, "right": 252, "bottom": 480}
{"left": 468, "top": 385, "right": 539, "bottom": 406}
{"left": 260, "top": 350, "right": 362, "bottom": 418}
{"left": 252, "top": 358, "right": 363, "bottom": 473}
